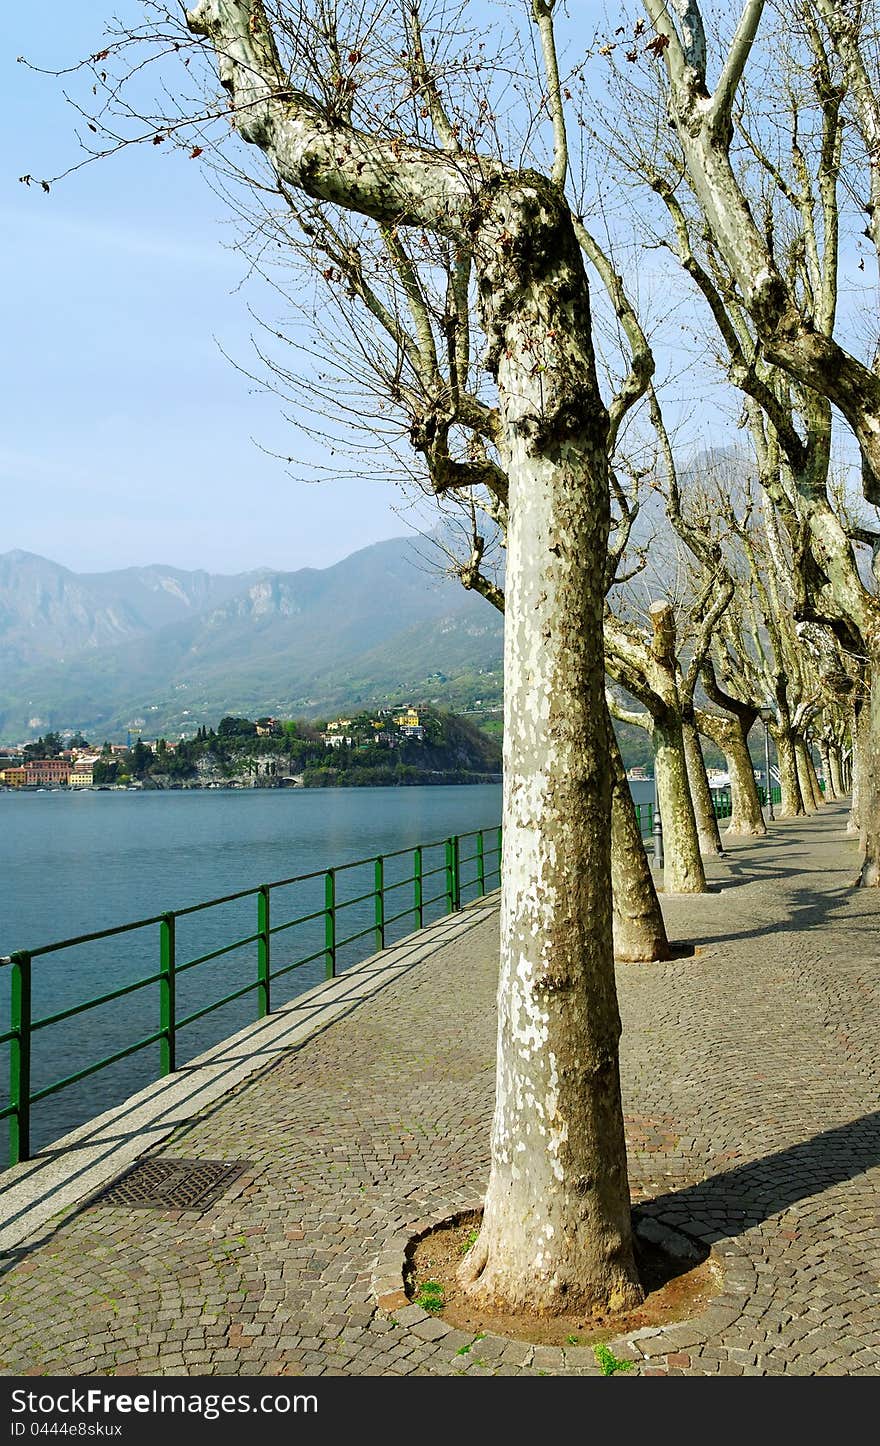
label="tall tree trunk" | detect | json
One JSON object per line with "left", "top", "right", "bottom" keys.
{"left": 794, "top": 739, "right": 819, "bottom": 813}
{"left": 653, "top": 716, "right": 706, "bottom": 893}
{"left": 856, "top": 663, "right": 880, "bottom": 886}
{"left": 772, "top": 725, "right": 806, "bottom": 817}
{"left": 469, "top": 404, "right": 641, "bottom": 1312}
{"left": 849, "top": 698, "right": 863, "bottom": 835}
{"left": 696, "top": 708, "right": 766, "bottom": 837}
{"left": 458, "top": 203, "right": 641, "bottom": 1313}
{"left": 609, "top": 726, "right": 670, "bottom": 962}
{"left": 683, "top": 715, "right": 724, "bottom": 855}
{"left": 804, "top": 742, "right": 825, "bottom": 807}
{"left": 819, "top": 743, "right": 837, "bottom": 800}
{"left": 724, "top": 728, "right": 767, "bottom": 838}
{"left": 828, "top": 745, "right": 844, "bottom": 799}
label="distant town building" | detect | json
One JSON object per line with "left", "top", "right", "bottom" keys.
{"left": 69, "top": 765, "right": 94, "bottom": 788}
{"left": 395, "top": 707, "right": 425, "bottom": 739}
{"left": 323, "top": 732, "right": 352, "bottom": 749}
{"left": 0, "top": 767, "right": 27, "bottom": 788}
{"left": 24, "top": 759, "right": 70, "bottom": 786}
{"left": 706, "top": 768, "right": 731, "bottom": 789}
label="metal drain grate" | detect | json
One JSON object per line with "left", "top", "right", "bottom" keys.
{"left": 91, "top": 1158, "right": 250, "bottom": 1211}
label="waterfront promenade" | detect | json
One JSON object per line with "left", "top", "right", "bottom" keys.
{"left": 1, "top": 800, "right": 878, "bottom": 1377}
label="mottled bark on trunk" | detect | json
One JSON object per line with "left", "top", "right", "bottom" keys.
{"left": 609, "top": 727, "right": 670, "bottom": 962}
{"left": 828, "top": 746, "right": 843, "bottom": 799}
{"left": 820, "top": 745, "right": 837, "bottom": 800}
{"left": 683, "top": 718, "right": 724, "bottom": 855}
{"left": 653, "top": 718, "right": 706, "bottom": 893}
{"left": 772, "top": 727, "right": 806, "bottom": 817}
{"left": 849, "top": 700, "right": 863, "bottom": 835}
{"left": 697, "top": 708, "right": 766, "bottom": 837}
{"left": 471, "top": 416, "right": 641, "bottom": 1311}
{"left": 458, "top": 201, "right": 641, "bottom": 1313}
{"left": 805, "top": 745, "right": 825, "bottom": 807}
{"left": 807, "top": 749, "right": 823, "bottom": 805}
{"left": 794, "top": 739, "right": 819, "bottom": 813}
{"left": 725, "top": 730, "right": 767, "bottom": 838}
{"left": 856, "top": 662, "right": 880, "bottom": 886}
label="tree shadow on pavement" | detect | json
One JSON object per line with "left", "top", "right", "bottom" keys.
{"left": 636, "top": 1109, "right": 880, "bottom": 1244}
{"left": 676, "top": 875, "right": 869, "bottom": 950}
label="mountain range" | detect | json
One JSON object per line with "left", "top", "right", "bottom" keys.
{"left": 0, "top": 540, "right": 504, "bottom": 742}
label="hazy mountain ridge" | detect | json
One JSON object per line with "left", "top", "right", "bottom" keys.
{"left": 0, "top": 540, "right": 504, "bottom": 739}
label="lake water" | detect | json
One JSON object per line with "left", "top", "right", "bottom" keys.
{"left": 0, "top": 778, "right": 655, "bottom": 1158}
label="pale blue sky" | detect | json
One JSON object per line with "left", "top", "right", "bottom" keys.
{"left": 3, "top": 3, "right": 416, "bottom": 576}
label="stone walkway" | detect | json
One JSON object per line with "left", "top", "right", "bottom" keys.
{"left": 1, "top": 800, "right": 878, "bottom": 1377}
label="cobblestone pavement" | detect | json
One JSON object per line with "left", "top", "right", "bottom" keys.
{"left": 1, "top": 801, "right": 878, "bottom": 1378}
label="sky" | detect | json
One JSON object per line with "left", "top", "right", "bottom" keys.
{"left": 2, "top": 3, "right": 415, "bottom": 577}
{"left": 5, "top": 5, "right": 867, "bottom": 579}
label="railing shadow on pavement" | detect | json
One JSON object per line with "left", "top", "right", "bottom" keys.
{"left": 0, "top": 901, "right": 499, "bottom": 1276}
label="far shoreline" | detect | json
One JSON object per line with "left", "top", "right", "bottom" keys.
{"left": 1, "top": 774, "right": 504, "bottom": 796}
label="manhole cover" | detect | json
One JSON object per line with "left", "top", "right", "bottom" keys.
{"left": 91, "top": 1158, "right": 250, "bottom": 1211}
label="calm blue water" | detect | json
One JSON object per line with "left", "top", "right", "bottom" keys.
{"left": 0, "top": 785, "right": 502, "bottom": 1156}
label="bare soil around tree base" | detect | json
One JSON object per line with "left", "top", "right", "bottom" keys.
{"left": 405, "top": 1210, "right": 721, "bottom": 1349}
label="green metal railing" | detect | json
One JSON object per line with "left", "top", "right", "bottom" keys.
{"left": 0, "top": 780, "right": 788, "bottom": 1167}
{"left": 634, "top": 800, "right": 655, "bottom": 837}
{"left": 1, "top": 825, "right": 502, "bottom": 1167}
{"left": 634, "top": 786, "right": 782, "bottom": 839}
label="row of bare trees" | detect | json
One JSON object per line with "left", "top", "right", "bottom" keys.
{"left": 47, "top": 0, "right": 875, "bottom": 1325}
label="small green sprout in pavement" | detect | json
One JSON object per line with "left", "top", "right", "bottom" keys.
{"left": 456, "top": 1332, "right": 486, "bottom": 1355}
{"left": 593, "top": 1343, "right": 635, "bottom": 1375}
{"left": 415, "top": 1279, "right": 445, "bottom": 1312}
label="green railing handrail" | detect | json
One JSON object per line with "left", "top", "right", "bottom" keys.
{"left": 1, "top": 824, "right": 503, "bottom": 1166}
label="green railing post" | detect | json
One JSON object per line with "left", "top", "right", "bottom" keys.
{"left": 9, "top": 951, "right": 32, "bottom": 1166}
{"left": 324, "top": 869, "right": 336, "bottom": 979}
{"left": 453, "top": 834, "right": 461, "bottom": 909}
{"left": 444, "top": 839, "right": 455, "bottom": 913}
{"left": 159, "top": 914, "right": 176, "bottom": 1077}
{"left": 476, "top": 831, "right": 485, "bottom": 896}
{"left": 374, "top": 856, "right": 385, "bottom": 952}
{"left": 413, "top": 846, "right": 423, "bottom": 929}
{"left": 257, "top": 885, "right": 271, "bottom": 1019}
